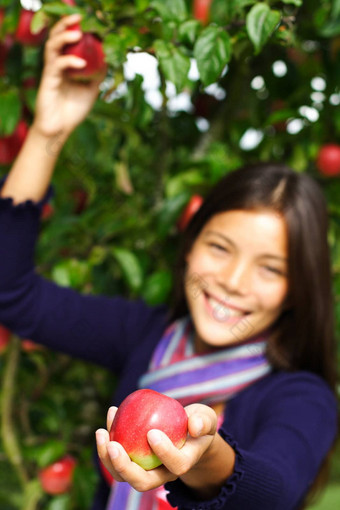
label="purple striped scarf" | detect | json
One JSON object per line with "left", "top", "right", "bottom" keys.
{"left": 107, "top": 316, "right": 272, "bottom": 510}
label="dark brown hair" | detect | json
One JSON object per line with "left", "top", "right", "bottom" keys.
{"left": 169, "top": 162, "right": 339, "bottom": 505}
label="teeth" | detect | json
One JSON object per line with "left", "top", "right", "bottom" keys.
{"left": 207, "top": 297, "right": 246, "bottom": 319}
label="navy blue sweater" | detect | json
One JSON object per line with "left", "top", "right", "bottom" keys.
{"left": 0, "top": 182, "right": 338, "bottom": 510}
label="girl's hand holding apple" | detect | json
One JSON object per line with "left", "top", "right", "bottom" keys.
{"left": 95, "top": 401, "right": 232, "bottom": 495}
{"left": 32, "top": 14, "right": 106, "bottom": 141}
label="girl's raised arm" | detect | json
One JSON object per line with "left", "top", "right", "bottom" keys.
{"left": 0, "top": 14, "right": 105, "bottom": 205}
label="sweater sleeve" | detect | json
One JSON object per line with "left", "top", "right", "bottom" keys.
{"left": 165, "top": 372, "right": 338, "bottom": 510}
{"left": 0, "top": 176, "right": 162, "bottom": 371}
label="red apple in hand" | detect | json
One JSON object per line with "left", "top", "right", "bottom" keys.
{"left": 316, "top": 144, "right": 340, "bottom": 177}
{"left": 63, "top": 30, "right": 107, "bottom": 81}
{"left": 109, "top": 389, "right": 188, "bottom": 470}
{"left": 0, "top": 119, "right": 29, "bottom": 165}
{"left": 39, "top": 455, "right": 76, "bottom": 495}
{"left": 177, "top": 194, "right": 204, "bottom": 232}
{"left": 15, "top": 9, "right": 47, "bottom": 46}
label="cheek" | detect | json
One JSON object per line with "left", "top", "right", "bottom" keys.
{"left": 186, "top": 248, "right": 221, "bottom": 276}
{"left": 256, "top": 281, "right": 289, "bottom": 312}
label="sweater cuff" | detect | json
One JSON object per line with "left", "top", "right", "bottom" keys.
{"left": 165, "top": 429, "right": 282, "bottom": 510}
{"left": 0, "top": 175, "right": 54, "bottom": 213}
{"left": 165, "top": 430, "right": 244, "bottom": 510}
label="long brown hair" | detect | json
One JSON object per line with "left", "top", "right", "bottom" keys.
{"left": 170, "top": 162, "right": 339, "bottom": 505}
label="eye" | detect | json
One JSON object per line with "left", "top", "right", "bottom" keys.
{"left": 209, "top": 243, "right": 229, "bottom": 253}
{"left": 262, "top": 266, "right": 285, "bottom": 276}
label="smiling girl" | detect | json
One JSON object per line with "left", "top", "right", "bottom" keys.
{"left": 0, "top": 15, "right": 338, "bottom": 510}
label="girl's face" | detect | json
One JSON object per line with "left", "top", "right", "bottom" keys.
{"left": 185, "top": 209, "right": 289, "bottom": 352}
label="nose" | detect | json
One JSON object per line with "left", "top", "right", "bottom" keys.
{"left": 218, "top": 258, "right": 251, "bottom": 295}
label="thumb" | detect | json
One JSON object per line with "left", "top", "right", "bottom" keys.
{"left": 185, "top": 404, "right": 217, "bottom": 438}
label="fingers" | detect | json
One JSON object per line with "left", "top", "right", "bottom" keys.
{"left": 49, "top": 13, "right": 82, "bottom": 38}
{"left": 45, "top": 30, "right": 83, "bottom": 64}
{"left": 145, "top": 405, "right": 217, "bottom": 477}
{"left": 44, "top": 15, "right": 85, "bottom": 72}
{"left": 107, "top": 406, "right": 117, "bottom": 431}
{"left": 96, "top": 429, "right": 176, "bottom": 491}
{"left": 185, "top": 403, "right": 217, "bottom": 438}
{"left": 147, "top": 429, "right": 193, "bottom": 477}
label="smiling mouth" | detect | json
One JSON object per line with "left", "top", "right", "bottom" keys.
{"left": 204, "top": 293, "right": 251, "bottom": 323}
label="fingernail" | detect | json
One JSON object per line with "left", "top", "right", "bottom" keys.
{"left": 148, "top": 429, "right": 163, "bottom": 445}
{"left": 96, "top": 431, "right": 105, "bottom": 445}
{"left": 195, "top": 417, "right": 203, "bottom": 435}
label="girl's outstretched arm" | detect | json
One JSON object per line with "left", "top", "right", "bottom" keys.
{"left": 0, "top": 14, "right": 105, "bottom": 205}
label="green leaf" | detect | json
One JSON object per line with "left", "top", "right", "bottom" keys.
{"left": 51, "top": 259, "right": 90, "bottom": 289}
{"left": 157, "top": 192, "right": 191, "bottom": 238}
{"left": 23, "top": 88, "right": 37, "bottom": 114}
{"left": 31, "top": 9, "right": 49, "bottom": 34}
{"left": 34, "top": 440, "right": 67, "bottom": 468}
{"left": 0, "top": 90, "right": 21, "bottom": 135}
{"left": 281, "top": 0, "right": 302, "bottom": 6}
{"left": 150, "top": 0, "right": 187, "bottom": 22}
{"left": 135, "top": 0, "right": 150, "bottom": 12}
{"left": 154, "top": 40, "right": 191, "bottom": 92}
{"left": 73, "top": 464, "right": 97, "bottom": 508}
{"left": 103, "top": 34, "right": 127, "bottom": 67}
{"left": 320, "top": 21, "right": 340, "bottom": 37}
{"left": 42, "top": 2, "right": 80, "bottom": 17}
{"left": 166, "top": 170, "right": 206, "bottom": 198}
{"left": 320, "top": 1, "right": 340, "bottom": 39}
{"left": 46, "top": 494, "right": 71, "bottom": 510}
{"left": 142, "top": 270, "right": 172, "bottom": 305}
{"left": 111, "top": 247, "right": 143, "bottom": 292}
{"left": 178, "top": 19, "right": 201, "bottom": 46}
{"left": 246, "top": 4, "right": 281, "bottom": 54}
{"left": 194, "top": 27, "right": 232, "bottom": 86}
{"left": 211, "top": 0, "right": 256, "bottom": 23}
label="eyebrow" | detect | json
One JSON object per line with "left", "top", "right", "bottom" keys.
{"left": 204, "top": 230, "right": 288, "bottom": 262}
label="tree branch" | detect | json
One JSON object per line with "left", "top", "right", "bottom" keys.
{"left": 1, "top": 335, "right": 29, "bottom": 487}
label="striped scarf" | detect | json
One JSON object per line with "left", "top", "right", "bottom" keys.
{"left": 106, "top": 316, "right": 272, "bottom": 510}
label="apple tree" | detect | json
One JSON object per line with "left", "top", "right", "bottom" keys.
{"left": 0, "top": 0, "right": 339, "bottom": 508}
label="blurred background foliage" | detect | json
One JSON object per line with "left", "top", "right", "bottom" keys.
{"left": 0, "top": 0, "right": 339, "bottom": 508}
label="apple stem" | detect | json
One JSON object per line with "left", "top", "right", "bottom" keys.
{"left": 0, "top": 334, "right": 29, "bottom": 487}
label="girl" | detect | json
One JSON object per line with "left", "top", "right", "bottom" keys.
{"left": 0, "top": 14, "right": 338, "bottom": 510}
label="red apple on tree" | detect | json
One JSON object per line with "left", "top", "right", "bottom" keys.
{"left": 0, "top": 35, "right": 14, "bottom": 77}
{"left": 193, "top": 0, "right": 213, "bottom": 25}
{"left": 15, "top": 9, "right": 47, "bottom": 46}
{"left": 0, "top": 119, "right": 29, "bottom": 165}
{"left": 39, "top": 455, "right": 76, "bottom": 495}
{"left": 177, "top": 194, "right": 204, "bottom": 232}
{"left": 109, "top": 389, "right": 188, "bottom": 470}
{"left": 41, "top": 202, "right": 55, "bottom": 220}
{"left": 21, "top": 339, "right": 44, "bottom": 352}
{"left": 0, "top": 324, "right": 11, "bottom": 355}
{"left": 72, "top": 188, "right": 89, "bottom": 214}
{"left": 316, "top": 144, "right": 340, "bottom": 177}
